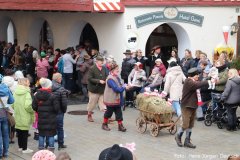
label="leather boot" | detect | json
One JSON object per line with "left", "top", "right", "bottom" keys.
{"left": 184, "top": 132, "right": 196, "bottom": 148}
{"left": 87, "top": 113, "right": 94, "bottom": 122}
{"left": 102, "top": 123, "right": 111, "bottom": 131}
{"left": 184, "top": 138, "right": 196, "bottom": 149}
{"left": 175, "top": 132, "right": 183, "bottom": 147}
{"left": 118, "top": 124, "right": 127, "bottom": 132}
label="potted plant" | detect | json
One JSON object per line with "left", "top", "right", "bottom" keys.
{"left": 229, "top": 57, "right": 240, "bottom": 74}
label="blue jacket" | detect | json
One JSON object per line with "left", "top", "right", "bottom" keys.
{"left": 0, "top": 83, "right": 14, "bottom": 108}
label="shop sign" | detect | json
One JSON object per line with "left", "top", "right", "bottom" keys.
{"left": 135, "top": 7, "right": 204, "bottom": 28}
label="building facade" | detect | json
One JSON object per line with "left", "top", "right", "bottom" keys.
{"left": 0, "top": 0, "right": 239, "bottom": 64}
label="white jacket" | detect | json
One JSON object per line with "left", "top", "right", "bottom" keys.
{"left": 163, "top": 66, "right": 186, "bottom": 101}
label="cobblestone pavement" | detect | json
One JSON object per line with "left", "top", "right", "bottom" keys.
{"left": 8, "top": 104, "right": 240, "bottom": 160}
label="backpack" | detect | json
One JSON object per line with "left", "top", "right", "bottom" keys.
{"left": 57, "top": 57, "right": 64, "bottom": 74}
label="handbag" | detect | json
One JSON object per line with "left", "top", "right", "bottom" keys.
{"left": 0, "top": 98, "right": 16, "bottom": 127}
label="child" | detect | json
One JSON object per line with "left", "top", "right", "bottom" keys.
{"left": 102, "top": 63, "right": 129, "bottom": 132}
{"left": 142, "top": 68, "right": 162, "bottom": 92}
{"left": 208, "top": 61, "right": 220, "bottom": 89}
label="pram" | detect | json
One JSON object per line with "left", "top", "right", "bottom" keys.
{"left": 204, "top": 93, "right": 240, "bottom": 129}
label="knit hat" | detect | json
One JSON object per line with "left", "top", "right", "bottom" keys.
{"left": 188, "top": 67, "right": 199, "bottom": 77}
{"left": 40, "top": 51, "right": 46, "bottom": 58}
{"left": 98, "top": 144, "right": 133, "bottom": 160}
{"left": 32, "top": 150, "right": 56, "bottom": 160}
{"left": 155, "top": 58, "right": 162, "bottom": 63}
{"left": 2, "top": 76, "right": 15, "bottom": 88}
{"left": 14, "top": 70, "right": 24, "bottom": 80}
{"left": 39, "top": 78, "right": 52, "bottom": 89}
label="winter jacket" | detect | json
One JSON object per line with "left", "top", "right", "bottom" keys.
{"left": 153, "top": 64, "right": 166, "bottom": 77}
{"left": 121, "top": 58, "right": 136, "bottom": 80}
{"left": 128, "top": 69, "right": 147, "bottom": 87}
{"left": 214, "top": 65, "right": 228, "bottom": 93}
{"left": 221, "top": 76, "right": 240, "bottom": 105}
{"left": 163, "top": 66, "right": 186, "bottom": 101}
{"left": 79, "top": 59, "right": 93, "bottom": 84}
{"left": 12, "top": 85, "right": 34, "bottom": 130}
{"left": 36, "top": 58, "right": 49, "bottom": 78}
{"left": 181, "top": 78, "right": 208, "bottom": 108}
{"left": 0, "top": 83, "right": 14, "bottom": 118}
{"left": 63, "top": 53, "right": 76, "bottom": 73}
{"left": 32, "top": 89, "right": 59, "bottom": 136}
{"left": 52, "top": 80, "right": 69, "bottom": 113}
{"left": 146, "top": 73, "right": 163, "bottom": 88}
{"left": 180, "top": 57, "right": 195, "bottom": 77}
{"left": 87, "top": 64, "right": 108, "bottom": 94}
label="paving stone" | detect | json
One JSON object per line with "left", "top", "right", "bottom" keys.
{"left": 7, "top": 104, "right": 240, "bottom": 160}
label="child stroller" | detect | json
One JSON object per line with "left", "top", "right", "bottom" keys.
{"left": 204, "top": 93, "right": 240, "bottom": 129}
{"left": 204, "top": 93, "right": 228, "bottom": 129}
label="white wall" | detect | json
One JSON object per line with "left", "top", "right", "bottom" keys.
{"left": 123, "top": 7, "right": 239, "bottom": 61}
{"left": 0, "top": 6, "right": 239, "bottom": 65}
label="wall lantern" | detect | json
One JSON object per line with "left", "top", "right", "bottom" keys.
{"left": 230, "top": 22, "right": 239, "bottom": 35}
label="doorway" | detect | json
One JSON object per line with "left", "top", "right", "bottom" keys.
{"left": 79, "top": 23, "right": 99, "bottom": 54}
{"left": 146, "top": 23, "right": 178, "bottom": 66}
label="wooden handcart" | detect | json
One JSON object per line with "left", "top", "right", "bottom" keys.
{"left": 136, "top": 108, "right": 181, "bottom": 137}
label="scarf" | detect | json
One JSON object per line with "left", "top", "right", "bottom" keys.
{"left": 190, "top": 77, "right": 203, "bottom": 106}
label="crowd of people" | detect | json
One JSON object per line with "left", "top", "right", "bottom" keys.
{"left": 0, "top": 39, "right": 240, "bottom": 159}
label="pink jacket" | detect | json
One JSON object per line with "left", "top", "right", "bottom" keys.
{"left": 36, "top": 59, "right": 49, "bottom": 78}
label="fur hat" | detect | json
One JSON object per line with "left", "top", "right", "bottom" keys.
{"left": 39, "top": 78, "right": 52, "bottom": 89}
{"left": 98, "top": 144, "right": 133, "bottom": 160}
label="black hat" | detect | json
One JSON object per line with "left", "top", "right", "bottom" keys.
{"left": 169, "top": 61, "right": 178, "bottom": 67}
{"left": 98, "top": 144, "right": 133, "bottom": 160}
{"left": 96, "top": 55, "right": 104, "bottom": 61}
{"left": 188, "top": 67, "right": 199, "bottom": 77}
{"left": 123, "top": 50, "right": 132, "bottom": 55}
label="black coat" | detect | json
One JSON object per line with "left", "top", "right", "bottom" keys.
{"left": 120, "top": 58, "right": 136, "bottom": 80}
{"left": 32, "top": 89, "right": 59, "bottom": 136}
{"left": 52, "top": 81, "right": 69, "bottom": 113}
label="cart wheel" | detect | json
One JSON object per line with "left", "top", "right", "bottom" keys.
{"left": 237, "top": 117, "right": 240, "bottom": 129}
{"left": 149, "top": 123, "right": 159, "bottom": 137}
{"left": 136, "top": 117, "right": 147, "bottom": 133}
{"left": 217, "top": 122, "right": 223, "bottom": 129}
{"left": 169, "top": 124, "right": 177, "bottom": 135}
{"left": 204, "top": 119, "right": 212, "bottom": 126}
